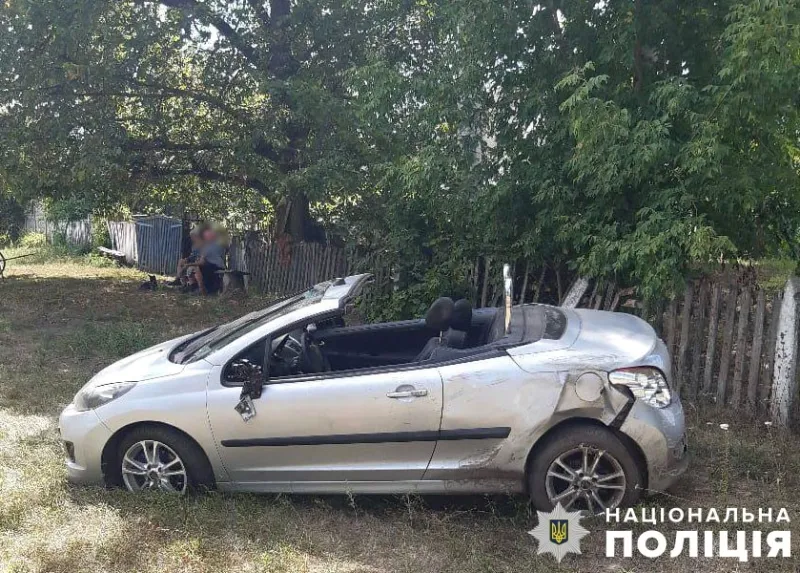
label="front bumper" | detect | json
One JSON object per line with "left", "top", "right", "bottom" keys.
{"left": 619, "top": 397, "right": 689, "bottom": 492}
{"left": 58, "top": 403, "right": 113, "bottom": 485}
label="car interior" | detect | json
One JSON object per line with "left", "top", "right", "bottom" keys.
{"left": 224, "top": 297, "right": 561, "bottom": 383}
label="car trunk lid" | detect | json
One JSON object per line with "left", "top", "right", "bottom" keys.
{"left": 507, "top": 307, "right": 661, "bottom": 374}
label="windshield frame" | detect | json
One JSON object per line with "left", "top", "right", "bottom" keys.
{"left": 171, "top": 283, "right": 331, "bottom": 364}
{"left": 168, "top": 273, "right": 374, "bottom": 366}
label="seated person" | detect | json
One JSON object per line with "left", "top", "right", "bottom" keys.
{"left": 171, "top": 228, "right": 204, "bottom": 288}
{"left": 191, "top": 227, "right": 225, "bottom": 295}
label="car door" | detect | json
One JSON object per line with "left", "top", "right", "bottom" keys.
{"left": 206, "top": 359, "right": 443, "bottom": 486}
{"left": 424, "top": 352, "right": 562, "bottom": 481}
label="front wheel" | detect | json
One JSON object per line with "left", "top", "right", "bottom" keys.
{"left": 528, "top": 425, "right": 643, "bottom": 514}
{"left": 116, "top": 426, "right": 213, "bottom": 494}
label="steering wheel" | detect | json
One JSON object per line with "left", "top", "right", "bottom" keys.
{"left": 269, "top": 334, "right": 302, "bottom": 374}
{"left": 271, "top": 334, "right": 291, "bottom": 361}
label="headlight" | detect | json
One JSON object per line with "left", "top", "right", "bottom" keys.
{"left": 608, "top": 367, "right": 671, "bottom": 408}
{"left": 73, "top": 382, "right": 137, "bottom": 412}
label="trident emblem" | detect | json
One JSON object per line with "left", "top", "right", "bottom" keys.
{"left": 549, "top": 520, "right": 568, "bottom": 545}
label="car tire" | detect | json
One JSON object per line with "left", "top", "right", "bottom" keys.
{"left": 527, "top": 424, "right": 643, "bottom": 513}
{"left": 115, "top": 425, "right": 214, "bottom": 494}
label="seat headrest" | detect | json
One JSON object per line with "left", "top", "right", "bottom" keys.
{"left": 451, "top": 299, "right": 473, "bottom": 332}
{"left": 425, "top": 297, "right": 455, "bottom": 332}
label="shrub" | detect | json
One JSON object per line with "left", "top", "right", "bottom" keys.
{"left": 0, "top": 196, "right": 25, "bottom": 245}
{"left": 82, "top": 252, "right": 115, "bottom": 268}
{"left": 18, "top": 232, "right": 47, "bottom": 249}
{"left": 91, "top": 215, "right": 111, "bottom": 249}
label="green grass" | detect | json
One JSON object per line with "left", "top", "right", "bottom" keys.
{"left": 46, "top": 322, "right": 159, "bottom": 360}
{"left": 0, "top": 255, "right": 799, "bottom": 572}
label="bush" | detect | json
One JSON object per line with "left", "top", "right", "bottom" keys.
{"left": 45, "top": 197, "right": 92, "bottom": 223}
{"left": 0, "top": 196, "right": 25, "bottom": 245}
{"left": 91, "top": 215, "right": 110, "bottom": 249}
{"left": 82, "top": 252, "right": 115, "bottom": 268}
{"left": 18, "top": 232, "right": 47, "bottom": 248}
{"left": 50, "top": 231, "right": 91, "bottom": 255}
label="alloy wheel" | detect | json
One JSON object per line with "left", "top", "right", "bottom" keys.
{"left": 544, "top": 444, "right": 626, "bottom": 514}
{"left": 121, "top": 440, "right": 188, "bottom": 494}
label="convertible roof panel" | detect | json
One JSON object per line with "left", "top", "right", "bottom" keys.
{"left": 322, "top": 273, "right": 374, "bottom": 302}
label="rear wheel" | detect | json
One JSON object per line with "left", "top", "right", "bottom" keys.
{"left": 116, "top": 426, "right": 213, "bottom": 494}
{"left": 528, "top": 425, "right": 643, "bottom": 514}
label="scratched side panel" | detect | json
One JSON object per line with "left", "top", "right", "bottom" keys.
{"left": 424, "top": 355, "right": 562, "bottom": 486}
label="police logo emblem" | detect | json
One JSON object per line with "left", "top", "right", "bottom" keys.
{"left": 529, "top": 504, "right": 589, "bottom": 563}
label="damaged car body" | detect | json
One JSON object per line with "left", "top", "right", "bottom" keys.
{"left": 59, "top": 272, "right": 688, "bottom": 513}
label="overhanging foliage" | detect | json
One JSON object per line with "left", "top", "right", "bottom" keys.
{"left": 1, "top": 0, "right": 798, "bottom": 304}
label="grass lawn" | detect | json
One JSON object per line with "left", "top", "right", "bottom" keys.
{"left": 0, "top": 248, "right": 798, "bottom": 572}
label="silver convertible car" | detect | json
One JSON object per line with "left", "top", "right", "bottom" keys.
{"left": 59, "top": 273, "right": 688, "bottom": 513}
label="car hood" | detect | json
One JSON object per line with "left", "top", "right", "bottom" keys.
{"left": 80, "top": 333, "right": 193, "bottom": 391}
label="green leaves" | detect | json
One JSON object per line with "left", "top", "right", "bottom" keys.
{"left": 1, "top": 0, "right": 798, "bottom": 309}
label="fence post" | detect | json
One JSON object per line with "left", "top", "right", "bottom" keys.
{"left": 702, "top": 281, "right": 723, "bottom": 395}
{"left": 770, "top": 277, "right": 800, "bottom": 426}
{"left": 561, "top": 276, "right": 589, "bottom": 308}
{"left": 675, "top": 281, "right": 694, "bottom": 395}
{"left": 746, "top": 289, "right": 766, "bottom": 408}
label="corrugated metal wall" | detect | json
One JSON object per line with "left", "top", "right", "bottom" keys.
{"left": 134, "top": 216, "right": 183, "bottom": 276}
{"left": 107, "top": 221, "right": 138, "bottom": 265}
{"left": 106, "top": 216, "right": 182, "bottom": 275}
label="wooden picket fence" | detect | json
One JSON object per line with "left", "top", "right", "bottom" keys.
{"left": 229, "top": 235, "right": 349, "bottom": 295}
{"left": 647, "top": 273, "right": 782, "bottom": 414}
{"left": 526, "top": 269, "right": 788, "bottom": 418}
{"left": 23, "top": 202, "right": 93, "bottom": 247}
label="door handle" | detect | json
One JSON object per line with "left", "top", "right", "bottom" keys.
{"left": 387, "top": 388, "right": 428, "bottom": 399}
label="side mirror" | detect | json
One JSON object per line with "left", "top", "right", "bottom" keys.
{"left": 240, "top": 364, "right": 264, "bottom": 400}
{"left": 233, "top": 358, "right": 263, "bottom": 422}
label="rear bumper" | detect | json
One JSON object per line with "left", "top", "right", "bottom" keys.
{"left": 58, "top": 403, "right": 112, "bottom": 485}
{"left": 619, "top": 397, "right": 688, "bottom": 492}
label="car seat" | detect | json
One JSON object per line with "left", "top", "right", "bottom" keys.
{"left": 442, "top": 299, "right": 472, "bottom": 349}
{"left": 415, "top": 297, "right": 455, "bottom": 361}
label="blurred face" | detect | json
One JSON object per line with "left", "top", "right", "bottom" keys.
{"left": 202, "top": 229, "right": 217, "bottom": 243}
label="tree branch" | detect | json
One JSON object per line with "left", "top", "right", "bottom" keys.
{"left": 44, "top": 82, "right": 249, "bottom": 124}
{"left": 253, "top": 136, "right": 286, "bottom": 164}
{"left": 186, "top": 158, "right": 273, "bottom": 198}
{"left": 246, "top": 0, "right": 271, "bottom": 29}
{"left": 127, "top": 81, "right": 250, "bottom": 122}
{"left": 133, "top": 0, "right": 264, "bottom": 70}
{"left": 75, "top": 86, "right": 295, "bottom": 167}
{"left": 131, "top": 161, "right": 274, "bottom": 201}
{"left": 122, "top": 138, "right": 229, "bottom": 152}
